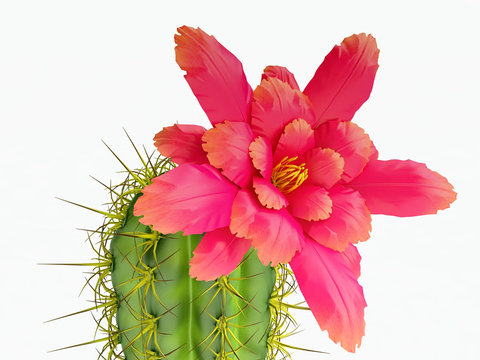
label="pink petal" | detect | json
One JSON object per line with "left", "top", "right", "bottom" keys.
{"left": 249, "top": 136, "right": 273, "bottom": 179}
{"left": 153, "top": 124, "right": 208, "bottom": 165}
{"left": 175, "top": 26, "right": 252, "bottom": 126}
{"left": 251, "top": 77, "right": 316, "bottom": 148}
{"left": 253, "top": 177, "right": 288, "bottom": 210}
{"left": 301, "top": 147, "right": 344, "bottom": 189}
{"left": 262, "top": 65, "right": 300, "bottom": 90}
{"left": 202, "top": 121, "right": 255, "bottom": 187}
{"left": 134, "top": 164, "right": 238, "bottom": 234}
{"left": 229, "top": 189, "right": 257, "bottom": 240}
{"left": 369, "top": 141, "right": 379, "bottom": 161}
{"left": 341, "top": 244, "right": 362, "bottom": 279}
{"left": 274, "top": 118, "right": 315, "bottom": 164}
{"left": 290, "top": 236, "right": 366, "bottom": 352}
{"left": 315, "top": 120, "right": 372, "bottom": 183}
{"left": 190, "top": 227, "right": 251, "bottom": 281}
{"left": 302, "top": 185, "right": 371, "bottom": 252}
{"left": 304, "top": 33, "right": 379, "bottom": 124}
{"left": 230, "top": 189, "right": 303, "bottom": 266}
{"left": 349, "top": 159, "right": 457, "bottom": 216}
{"left": 286, "top": 184, "right": 332, "bottom": 221}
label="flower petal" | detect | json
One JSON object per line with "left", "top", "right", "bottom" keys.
{"left": 175, "top": 26, "right": 252, "bottom": 125}
{"left": 369, "top": 141, "right": 379, "bottom": 161}
{"left": 230, "top": 189, "right": 303, "bottom": 266}
{"left": 315, "top": 120, "right": 372, "bottom": 183}
{"left": 286, "top": 184, "right": 332, "bottom": 221}
{"left": 302, "top": 147, "right": 344, "bottom": 189}
{"left": 202, "top": 121, "right": 255, "bottom": 187}
{"left": 190, "top": 227, "right": 251, "bottom": 281}
{"left": 274, "top": 118, "right": 315, "bottom": 164}
{"left": 253, "top": 177, "right": 288, "bottom": 210}
{"left": 134, "top": 164, "right": 238, "bottom": 234}
{"left": 249, "top": 136, "right": 273, "bottom": 179}
{"left": 349, "top": 159, "right": 457, "bottom": 216}
{"left": 302, "top": 185, "right": 371, "bottom": 252}
{"left": 304, "top": 33, "right": 379, "bottom": 124}
{"left": 290, "top": 236, "right": 366, "bottom": 352}
{"left": 341, "top": 244, "right": 361, "bottom": 279}
{"left": 251, "top": 77, "right": 316, "bottom": 148}
{"left": 262, "top": 65, "right": 300, "bottom": 90}
{"left": 229, "top": 189, "right": 257, "bottom": 240}
{"left": 153, "top": 124, "right": 208, "bottom": 165}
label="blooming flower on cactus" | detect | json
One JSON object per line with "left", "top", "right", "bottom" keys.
{"left": 134, "top": 26, "right": 456, "bottom": 352}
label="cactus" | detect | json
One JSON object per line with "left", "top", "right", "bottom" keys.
{"left": 111, "top": 194, "right": 276, "bottom": 359}
{"left": 50, "top": 139, "right": 301, "bottom": 360}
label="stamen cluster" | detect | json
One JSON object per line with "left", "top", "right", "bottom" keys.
{"left": 271, "top": 156, "right": 308, "bottom": 194}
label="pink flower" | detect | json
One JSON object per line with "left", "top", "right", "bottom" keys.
{"left": 134, "top": 26, "right": 456, "bottom": 352}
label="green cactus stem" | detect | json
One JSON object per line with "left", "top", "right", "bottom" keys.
{"left": 48, "top": 136, "right": 304, "bottom": 359}
{"left": 111, "top": 193, "right": 276, "bottom": 359}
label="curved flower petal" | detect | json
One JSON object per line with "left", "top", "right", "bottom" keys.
{"left": 202, "top": 121, "right": 255, "bottom": 187}
{"left": 262, "top": 65, "right": 300, "bottom": 90}
{"left": 349, "top": 159, "right": 457, "bottom": 216}
{"left": 341, "top": 244, "right": 361, "bottom": 279}
{"left": 302, "top": 147, "right": 344, "bottom": 189}
{"left": 315, "top": 120, "right": 372, "bottom": 183}
{"left": 253, "top": 177, "right": 288, "bottom": 210}
{"left": 134, "top": 164, "right": 238, "bottom": 235}
{"left": 304, "top": 33, "right": 379, "bottom": 124}
{"left": 274, "top": 118, "right": 315, "bottom": 164}
{"left": 153, "top": 124, "right": 208, "bottom": 165}
{"left": 290, "top": 236, "right": 366, "bottom": 352}
{"left": 229, "top": 190, "right": 256, "bottom": 240}
{"left": 230, "top": 189, "right": 303, "bottom": 266}
{"left": 190, "top": 227, "right": 251, "bottom": 281}
{"left": 286, "top": 184, "right": 332, "bottom": 221}
{"left": 302, "top": 185, "right": 371, "bottom": 252}
{"left": 369, "top": 141, "right": 379, "bottom": 161}
{"left": 249, "top": 136, "right": 273, "bottom": 179}
{"left": 175, "top": 26, "right": 252, "bottom": 125}
{"left": 251, "top": 77, "right": 316, "bottom": 147}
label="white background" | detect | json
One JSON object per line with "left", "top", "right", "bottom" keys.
{"left": 1, "top": 1, "right": 479, "bottom": 359}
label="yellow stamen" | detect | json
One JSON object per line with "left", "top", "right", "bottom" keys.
{"left": 271, "top": 156, "right": 308, "bottom": 194}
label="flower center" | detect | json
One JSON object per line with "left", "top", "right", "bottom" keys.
{"left": 271, "top": 156, "right": 308, "bottom": 194}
